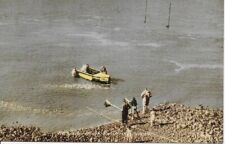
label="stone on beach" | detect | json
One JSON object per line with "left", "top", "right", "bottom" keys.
{"left": 0, "top": 103, "right": 223, "bottom": 143}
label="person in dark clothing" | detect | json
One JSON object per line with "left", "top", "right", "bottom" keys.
{"left": 86, "top": 64, "right": 91, "bottom": 74}
{"left": 122, "top": 98, "right": 131, "bottom": 125}
{"left": 130, "top": 97, "right": 137, "bottom": 110}
{"left": 100, "top": 66, "right": 108, "bottom": 74}
{"left": 130, "top": 97, "right": 140, "bottom": 120}
{"left": 80, "top": 64, "right": 91, "bottom": 74}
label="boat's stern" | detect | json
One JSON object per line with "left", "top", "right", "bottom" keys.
{"left": 93, "top": 72, "right": 111, "bottom": 84}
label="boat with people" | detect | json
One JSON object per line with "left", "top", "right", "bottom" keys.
{"left": 72, "top": 64, "right": 111, "bottom": 84}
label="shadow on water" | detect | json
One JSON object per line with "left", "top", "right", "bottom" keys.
{"left": 110, "top": 77, "right": 125, "bottom": 85}
{"left": 79, "top": 79, "right": 112, "bottom": 89}
{"left": 93, "top": 82, "right": 111, "bottom": 88}
{"left": 89, "top": 78, "right": 124, "bottom": 88}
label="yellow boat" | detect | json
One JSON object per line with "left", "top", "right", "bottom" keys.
{"left": 73, "top": 67, "right": 111, "bottom": 84}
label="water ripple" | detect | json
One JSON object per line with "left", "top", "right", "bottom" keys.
{"left": 44, "top": 83, "right": 110, "bottom": 90}
{"left": 0, "top": 100, "right": 63, "bottom": 115}
{"left": 168, "top": 60, "right": 223, "bottom": 73}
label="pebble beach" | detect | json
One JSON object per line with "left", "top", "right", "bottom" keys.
{"left": 0, "top": 103, "right": 223, "bottom": 143}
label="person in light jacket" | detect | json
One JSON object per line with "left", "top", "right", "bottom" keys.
{"left": 141, "top": 88, "right": 152, "bottom": 114}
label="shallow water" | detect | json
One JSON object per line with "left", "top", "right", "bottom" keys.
{"left": 0, "top": 0, "right": 223, "bottom": 131}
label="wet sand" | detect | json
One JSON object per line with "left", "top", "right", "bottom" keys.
{"left": 0, "top": 103, "right": 222, "bottom": 143}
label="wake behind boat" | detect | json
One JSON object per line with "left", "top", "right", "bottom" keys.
{"left": 72, "top": 64, "right": 111, "bottom": 84}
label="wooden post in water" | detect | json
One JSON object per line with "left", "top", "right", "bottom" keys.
{"left": 144, "top": 0, "right": 148, "bottom": 24}
{"left": 166, "top": 2, "right": 171, "bottom": 29}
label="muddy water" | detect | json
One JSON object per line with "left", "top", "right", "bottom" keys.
{"left": 0, "top": 0, "right": 223, "bottom": 131}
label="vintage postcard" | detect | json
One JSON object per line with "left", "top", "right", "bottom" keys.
{"left": 0, "top": 0, "right": 223, "bottom": 143}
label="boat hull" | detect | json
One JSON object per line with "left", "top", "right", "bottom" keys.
{"left": 75, "top": 69, "right": 110, "bottom": 84}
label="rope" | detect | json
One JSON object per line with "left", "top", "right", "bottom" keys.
{"left": 86, "top": 106, "right": 120, "bottom": 123}
{"left": 110, "top": 104, "right": 122, "bottom": 111}
{"left": 86, "top": 106, "right": 179, "bottom": 142}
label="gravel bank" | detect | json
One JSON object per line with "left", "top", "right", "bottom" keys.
{"left": 0, "top": 103, "right": 223, "bottom": 142}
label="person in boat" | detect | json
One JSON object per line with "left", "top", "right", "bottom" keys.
{"left": 141, "top": 88, "right": 152, "bottom": 114}
{"left": 80, "top": 64, "right": 91, "bottom": 74}
{"left": 86, "top": 64, "right": 91, "bottom": 74}
{"left": 71, "top": 67, "right": 77, "bottom": 78}
{"left": 122, "top": 98, "right": 131, "bottom": 126}
{"left": 100, "top": 65, "right": 107, "bottom": 74}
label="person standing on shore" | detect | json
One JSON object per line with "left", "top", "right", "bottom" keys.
{"left": 126, "top": 126, "right": 132, "bottom": 142}
{"left": 130, "top": 97, "right": 140, "bottom": 120}
{"left": 141, "top": 88, "right": 152, "bottom": 114}
{"left": 122, "top": 98, "right": 131, "bottom": 126}
{"left": 150, "top": 110, "right": 155, "bottom": 127}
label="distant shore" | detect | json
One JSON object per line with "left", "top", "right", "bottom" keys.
{"left": 0, "top": 103, "right": 223, "bottom": 142}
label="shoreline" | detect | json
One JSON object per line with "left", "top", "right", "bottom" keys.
{"left": 0, "top": 102, "right": 223, "bottom": 142}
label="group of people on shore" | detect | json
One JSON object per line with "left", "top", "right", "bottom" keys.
{"left": 121, "top": 88, "right": 152, "bottom": 126}
{"left": 120, "top": 88, "right": 153, "bottom": 142}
